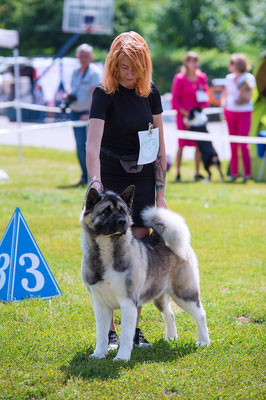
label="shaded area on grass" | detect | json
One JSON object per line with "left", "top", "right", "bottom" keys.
{"left": 62, "top": 339, "right": 197, "bottom": 381}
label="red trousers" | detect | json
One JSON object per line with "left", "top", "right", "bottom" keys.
{"left": 225, "top": 110, "right": 252, "bottom": 177}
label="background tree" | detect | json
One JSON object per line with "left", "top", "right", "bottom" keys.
{"left": 0, "top": 0, "right": 264, "bottom": 92}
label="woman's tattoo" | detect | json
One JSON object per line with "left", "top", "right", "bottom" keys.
{"left": 154, "top": 154, "right": 166, "bottom": 192}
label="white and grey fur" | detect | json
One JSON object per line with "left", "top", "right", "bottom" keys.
{"left": 80, "top": 186, "right": 210, "bottom": 361}
{"left": 184, "top": 108, "right": 224, "bottom": 182}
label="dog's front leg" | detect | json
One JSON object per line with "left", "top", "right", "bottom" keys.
{"left": 114, "top": 301, "right": 137, "bottom": 362}
{"left": 90, "top": 295, "right": 112, "bottom": 359}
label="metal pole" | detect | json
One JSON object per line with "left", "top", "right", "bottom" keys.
{"left": 34, "top": 33, "right": 81, "bottom": 84}
{"left": 13, "top": 47, "right": 23, "bottom": 161}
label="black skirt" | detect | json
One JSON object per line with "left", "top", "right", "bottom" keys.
{"left": 100, "top": 151, "right": 155, "bottom": 227}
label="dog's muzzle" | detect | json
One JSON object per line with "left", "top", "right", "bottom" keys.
{"left": 116, "top": 217, "right": 127, "bottom": 234}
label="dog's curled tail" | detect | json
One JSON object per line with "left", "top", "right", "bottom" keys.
{"left": 141, "top": 207, "right": 190, "bottom": 259}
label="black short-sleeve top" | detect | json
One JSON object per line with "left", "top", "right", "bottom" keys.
{"left": 90, "top": 83, "right": 163, "bottom": 156}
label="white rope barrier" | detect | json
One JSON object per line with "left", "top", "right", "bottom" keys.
{"left": 0, "top": 101, "right": 15, "bottom": 109}
{"left": 163, "top": 107, "right": 222, "bottom": 116}
{"left": 1, "top": 122, "right": 265, "bottom": 144}
{"left": 0, "top": 119, "right": 88, "bottom": 135}
{"left": 0, "top": 101, "right": 222, "bottom": 114}
{"left": 177, "top": 130, "right": 266, "bottom": 144}
{"left": 0, "top": 100, "right": 265, "bottom": 145}
{"left": 0, "top": 100, "right": 68, "bottom": 113}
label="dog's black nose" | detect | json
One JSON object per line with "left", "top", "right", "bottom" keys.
{"left": 117, "top": 218, "right": 126, "bottom": 227}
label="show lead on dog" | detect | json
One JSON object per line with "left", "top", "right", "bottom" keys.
{"left": 86, "top": 31, "right": 167, "bottom": 348}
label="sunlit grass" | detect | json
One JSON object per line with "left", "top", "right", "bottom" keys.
{"left": 0, "top": 146, "right": 265, "bottom": 400}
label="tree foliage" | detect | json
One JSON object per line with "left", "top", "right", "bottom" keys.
{"left": 1, "top": 0, "right": 264, "bottom": 55}
{"left": 0, "top": 0, "right": 264, "bottom": 91}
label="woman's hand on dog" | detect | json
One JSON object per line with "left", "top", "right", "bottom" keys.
{"left": 90, "top": 179, "right": 103, "bottom": 192}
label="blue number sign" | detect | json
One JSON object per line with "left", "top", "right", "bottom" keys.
{"left": 0, "top": 208, "right": 61, "bottom": 302}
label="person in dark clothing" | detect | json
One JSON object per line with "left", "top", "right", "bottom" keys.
{"left": 86, "top": 31, "right": 167, "bottom": 348}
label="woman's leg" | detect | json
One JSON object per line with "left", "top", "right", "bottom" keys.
{"left": 238, "top": 111, "right": 252, "bottom": 178}
{"left": 74, "top": 125, "right": 88, "bottom": 183}
{"left": 176, "top": 147, "right": 183, "bottom": 176}
{"left": 176, "top": 114, "right": 186, "bottom": 178}
{"left": 225, "top": 110, "right": 239, "bottom": 177}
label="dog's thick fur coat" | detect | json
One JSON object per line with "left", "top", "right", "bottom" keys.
{"left": 80, "top": 186, "right": 210, "bottom": 361}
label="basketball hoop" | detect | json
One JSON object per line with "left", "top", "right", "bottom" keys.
{"left": 62, "top": 0, "right": 114, "bottom": 35}
{"left": 85, "top": 26, "right": 92, "bottom": 33}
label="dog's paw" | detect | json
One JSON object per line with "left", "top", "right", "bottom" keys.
{"left": 113, "top": 353, "right": 130, "bottom": 362}
{"left": 165, "top": 335, "right": 178, "bottom": 341}
{"left": 196, "top": 339, "right": 210, "bottom": 347}
{"left": 89, "top": 351, "right": 107, "bottom": 359}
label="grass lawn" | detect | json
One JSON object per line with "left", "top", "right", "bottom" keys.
{"left": 0, "top": 145, "right": 265, "bottom": 400}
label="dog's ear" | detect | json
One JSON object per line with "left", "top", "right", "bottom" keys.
{"left": 84, "top": 187, "right": 101, "bottom": 212}
{"left": 120, "top": 185, "right": 135, "bottom": 209}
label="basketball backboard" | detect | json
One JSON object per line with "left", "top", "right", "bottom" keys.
{"left": 62, "top": 0, "right": 114, "bottom": 35}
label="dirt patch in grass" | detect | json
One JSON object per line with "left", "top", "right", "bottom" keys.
{"left": 236, "top": 316, "right": 252, "bottom": 324}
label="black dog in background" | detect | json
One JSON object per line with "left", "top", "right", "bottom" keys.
{"left": 184, "top": 108, "right": 224, "bottom": 182}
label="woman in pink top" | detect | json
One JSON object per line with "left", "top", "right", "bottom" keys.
{"left": 171, "top": 51, "right": 209, "bottom": 181}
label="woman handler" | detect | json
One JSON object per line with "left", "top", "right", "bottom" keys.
{"left": 171, "top": 51, "right": 209, "bottom": 181}
{"left": 86, "top": 31, "right": 167, "bottom": 348}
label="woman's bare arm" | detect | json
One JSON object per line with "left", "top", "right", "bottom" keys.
{"left": 153, "top": 113, "right": 168, "bottom": 209}
{"left": 86, "top": 118, "right": 105, "bottom": 191}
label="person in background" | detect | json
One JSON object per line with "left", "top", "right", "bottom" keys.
{"left": 171, "top": 51, "right": 209, "bottom": 181}
{"left": 86, "top": 31, "right": 167, "bottom": 349}
{"left": 33, "top": 84, "right": 46, "bottom": 122}
{"left": 68, "top": 44, "right": 101, "bottom": 185}
{"left": 221, "top": 54, "right": 256, "bottom": 183}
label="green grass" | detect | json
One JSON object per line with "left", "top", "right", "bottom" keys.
{"left": 0, "top": 146, "right": 265, "bottom": 400}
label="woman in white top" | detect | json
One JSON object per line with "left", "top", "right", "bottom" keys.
{"left": 222, "top": 54, "right": 256, "bottom": 182}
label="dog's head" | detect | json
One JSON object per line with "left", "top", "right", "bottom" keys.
{"left": 80, "top": 185, "right": 135, "bottom": 236}
{"left": 188, "top": 108, "right": 208, "bottom": 127}
{"left": 188, "top": 107, "right": 202, "bottom": 120}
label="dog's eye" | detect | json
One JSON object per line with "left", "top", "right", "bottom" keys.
{"left": 101, "top": 206, "right": 111, "bottom": 216}
{"left": 118, "top": 207, "right": 126, "bottom": 215}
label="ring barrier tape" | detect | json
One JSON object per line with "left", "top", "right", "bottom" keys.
{"left": 0, "top": 101, "right": 15, "bottom": 109}
{"left": 0, "top": 101, "right": 222, "bottom": 115}
{"left": 0, "top": 101, "right": 265, "bottom": 145}
{"left": 0, "top": 100, "right": 68, "bottom": 113}
{"left": 0, "top": 120, "right": 88, "bottom": 135}
{"left": 176, "top": 130, "right": 266, "bottom": 144}
{"left": 163, "top": 108, "right": 222, "bottom": 116}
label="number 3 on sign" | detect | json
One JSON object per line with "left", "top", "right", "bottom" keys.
{"left": 19, "top": 253, "right": 45, "bottom": 292}
{"left": 0, "top": 253, "right": 10, "bottom": 290}
{"left": 0, "top": 253, "right": 45, "bottom": 293}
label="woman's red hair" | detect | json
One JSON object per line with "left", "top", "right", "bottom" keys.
{"left": 102, "top": 31, "right": 152, "bottom": 97}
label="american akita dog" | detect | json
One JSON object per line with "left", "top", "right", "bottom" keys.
{"left": 80, "top": 185, "right": 210, "bottom": 361}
